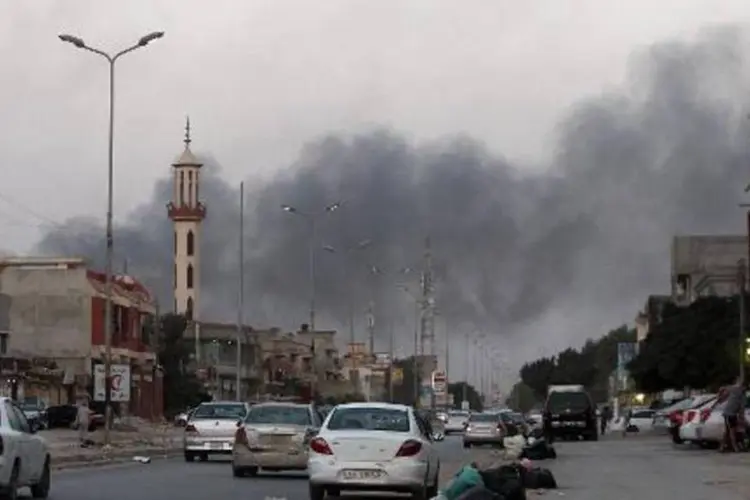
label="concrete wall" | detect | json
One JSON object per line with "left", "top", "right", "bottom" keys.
{"left": 0, "top": 266, "right": 91, "bottom": 359}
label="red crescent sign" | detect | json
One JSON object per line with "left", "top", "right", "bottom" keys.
{"left": 111, "top": 374, "right": 122, "bottom": 391}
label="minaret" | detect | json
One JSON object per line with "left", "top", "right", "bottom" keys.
{"left": 166, "top": 117, "right": 206, "bottom": 322}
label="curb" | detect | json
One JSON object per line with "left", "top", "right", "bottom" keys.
{"left": 53, "top": 448, "right": 183, "bottom": 470}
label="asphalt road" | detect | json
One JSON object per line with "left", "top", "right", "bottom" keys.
{"left": 44, "top": 433, "right": 750, "bottom": 500}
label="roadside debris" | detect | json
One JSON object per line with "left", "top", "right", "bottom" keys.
{"left": 132, "top": 456, "right": 151, "bottom": 464}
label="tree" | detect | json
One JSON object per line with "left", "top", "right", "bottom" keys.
{"left": 158, "top": 313, "right": 208, "bottom": 414}
{"left": 505, "top": 382, "right": 538, "bottom": 413}
{"left": 518, "top": 325, "right": 637, "bottom": 403}
{"left": 447, "top": 382, "right": 482, "bottom": 411}
{"left": 629, "top": 297, "right": 740, "bottom": 392}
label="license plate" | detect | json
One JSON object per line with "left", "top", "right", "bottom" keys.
{"left": 342, "top": 470, "right": 383, "bottom": 480}
{"left": 262, "top": 435, "right": 290, "bottom": 445}
{"left": 210, "top": 442, "right": 223, "bottom": 450}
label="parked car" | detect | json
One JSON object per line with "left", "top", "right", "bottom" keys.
{"left": 444, "top": 410, "right": 470, "bottom": 434}
{"left": 695, "top": 391, "right": 750, "bottom": 446}
{"left": 19, "top": 401, "right": 48, "bottom": 431}
{"left": 626, "top": 408, "right": 656, "bottom": 433}
{"left": 44, "top": 404, "right": 104, "bottom": 432}
{"left": 183, "top": 401, "right": 251, "bottom": 462}
{"left": 678, "top": 397, "right": 718, "bottom": 445}
{"left": 307, "top": 402, "right": 441, "bottom": 500}
{"left": 657, "top": 394, "right": 716, "bottom": 444}
{"left": 0, "top": 397, "right": 51, "bottom": 498}
{"left": 463, "top": 412, "right": 505, "bottom": 448}
{"left": 542, "top": 387, "right": 598, "bottom": 442}
{"left": 232, "top": 401, "right": 323, "bottom": 477}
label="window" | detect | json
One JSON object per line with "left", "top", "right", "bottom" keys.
{"left": 471, "top": 413, "right": 500, "bottom": 423}
{"left": 187, "top": 230, "right": 195, "bottom": 256}
{"left": 186, "top": 297, "right": 194, "bottom": 321}
{"left": 188, "top": 172, "right": 193, "bottom": 206}
{"left": 174, "top": 264, "right": 177, "bottom": 288}
{"left": 326, "top": 407, "right": 410, "bottom": 432}
{"left": 5, "top": 403, "right": 29, "bottom": 433}
{"left": 546, "top": 392, "right": 591, "bottom": 412}
{"left": 179, "top": 172, "right": 185, "bottom": 205}
{"left": 245, "top": 405, "right": 312, "bottom": 426}
{"left": 173, "top": 231, "right": 177, "bottom": 253}
{"left": 187, "top": 264, "right": 194, "bottom": 289}
{"left": 192, "top": 403, "right": 246, "bottom": 420}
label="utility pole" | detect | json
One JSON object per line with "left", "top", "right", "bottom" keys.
{"left": 152, "top": 297, "right": 160, "bottom": 421}
{"left": 235, "top": 182, "right": 245, "bottom": 401}
{"left": 388, "top": 322, "right": 395, "bottom": 402}
{"left": 420, "top": 237, "right": 436, "bottom": 409}
{"left": 739, "top": 259, "right": 746, "bottom": 381}
{"left": 462, "top": 331, "right": 469, "bottom": 406}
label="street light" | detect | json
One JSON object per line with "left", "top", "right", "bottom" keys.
{"left": 323, "top": 239, "right": 372, "bottom": 395}
{"left": 281, "top": 201, "right": 341, "bottom": 399}
{"left": 60, "top": 31, "right": 164, "bottom": 446}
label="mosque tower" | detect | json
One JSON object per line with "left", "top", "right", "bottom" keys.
{"left": 166, "top": 118, "right": 206, "bottom": 321}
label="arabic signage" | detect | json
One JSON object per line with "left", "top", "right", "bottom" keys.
{"left": 93, "top": 364, "right": 131, "bottom": 402}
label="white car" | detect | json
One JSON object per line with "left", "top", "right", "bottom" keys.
{"left": 678, "top": 399, "right": 715, "bottom": 443}
{"left": 308, "top": 402, "right": 441, "bottom": 500}
{"left": 184, "top": 401, "right": 251, "bottom": 462}
{"left": 0, "top": 397, "right": 50, "bottom": 499}
{"left": 696, "top": 392, "right": 750, "bottom": 445}
{"left": 444, "top": 410, "right": 470, "bottom": 434}
{"left": 232, "top": 402, "right": 323, "bottom": 477}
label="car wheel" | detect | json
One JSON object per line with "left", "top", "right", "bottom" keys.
{"left": 199, "top": 453, "right": 209, "bottom": 462}
{"left": 463, "top": 442, "right": 470, "bottom": 448}
{"left": 671, "top": 431, "right": 684, "bottom": 445}
{"left": 184, "top": 452, "right": 196, "bottom": 462}
{"left": 308, "top": 484, "right": 326, "bottom": 500}
{"left": 30, "top": 457, "right": 51, "bottom": 499}
{"left": 327, "top": 487, "right": 340, "bottom": 496}
{"left": 0, "top": 460, "right": 20, "bottom": 500}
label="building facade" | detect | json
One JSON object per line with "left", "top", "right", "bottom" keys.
{"left": 671, "top": 235, "right": 747, "bottom": 303}
{"left": 0, "top": 257, "right": 162, "bottom": 418}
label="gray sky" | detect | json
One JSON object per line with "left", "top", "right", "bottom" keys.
{"left": 4, "top": 2, "right": 750, "bottom": 391}
{"left": 2, "top": 0, "right": 748, "bottom": 251}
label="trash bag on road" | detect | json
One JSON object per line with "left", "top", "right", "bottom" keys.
{"left": 520, "top": 467, "right": 558, "bottom": 489}
{"left": 503, "top": 435, "right": 527, "bottom": 459}
{"left": 454, "top": 485, "right": 503, "bottom": 500}
{"left": 442, "top": 464, "right": 485, "bottom": 500}
{"left": 480, "top": 465, "right": 527, "bottom": 500}
{"left": 519, "top": 438, "right": 556, "bottom": 460}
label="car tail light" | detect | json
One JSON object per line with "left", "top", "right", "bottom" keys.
{"left": 234, "top": 426, "right": 248, "bottom": 445}
{"left": 395, "top": 439, "right": 422, "bottom": 457}
{"left": 185, "top": 424, "right": 198, "bottom": 433}
{"left": 700, "top": 408, "right": 712, "bottom": 423}
{"left": 669, "top": 410, "right": 683, "bottom": 424}
{"left": 684, "top": 410, "right": 696, "bottom": 423}
{"left": 309, "top": 437, "right": 333, "bottom": 455}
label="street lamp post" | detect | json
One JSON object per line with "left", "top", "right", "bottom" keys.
{"left": 59, "top": 31, "right": 164, "bottom": 446}
{"left": 281, "top": 202, "right": 340, "bottom": 400}
{"left": 323, "top": 240, "right": 372, "bottom": 394}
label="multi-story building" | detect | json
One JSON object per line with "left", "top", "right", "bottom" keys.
{"left": 671, "top": 235, "right": 747, "bottom": 303}
{"left": 0, "top": 257, "right": 161, "bottom": 418}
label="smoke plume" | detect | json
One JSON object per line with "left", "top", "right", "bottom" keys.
{"left": 36, "top": 27, "right": 750, "bottom": 362}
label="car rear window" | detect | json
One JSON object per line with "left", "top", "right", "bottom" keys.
{"left": 327, "top": 407, "right": 410, "bottom": 432}
{"left": 470, "top": 413, "right": 499, "bottom": 422}
{"left": 547, "top": 392, "right": 590, "bottom": 412}
{"left": 449, "top": 411, "right": 469, "bottom": 418}
{"left": 192, "top": 404, "right": 247, "bottom": 420}
{"left": 245, "top": 405, "right": 311, "bottom": 426}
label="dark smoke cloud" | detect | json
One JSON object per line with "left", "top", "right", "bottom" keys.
{"left": 37, "top": 26, "right": 750, "bottom": 356}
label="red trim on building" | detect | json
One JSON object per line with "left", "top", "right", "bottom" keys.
{"left": 166, "top": 202, "right": 206, "bottom": 221}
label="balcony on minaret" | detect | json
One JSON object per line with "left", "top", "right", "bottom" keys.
{"left": 167, "top": 201, "right": 207, "bottom": 221}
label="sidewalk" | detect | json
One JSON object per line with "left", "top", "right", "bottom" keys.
{"left": 44, "top": 424, "right": 184, "bottom": 469}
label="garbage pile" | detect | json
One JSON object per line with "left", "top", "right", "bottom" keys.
{"left": 433, "top": 433, "right": 558, "bottom": 500}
